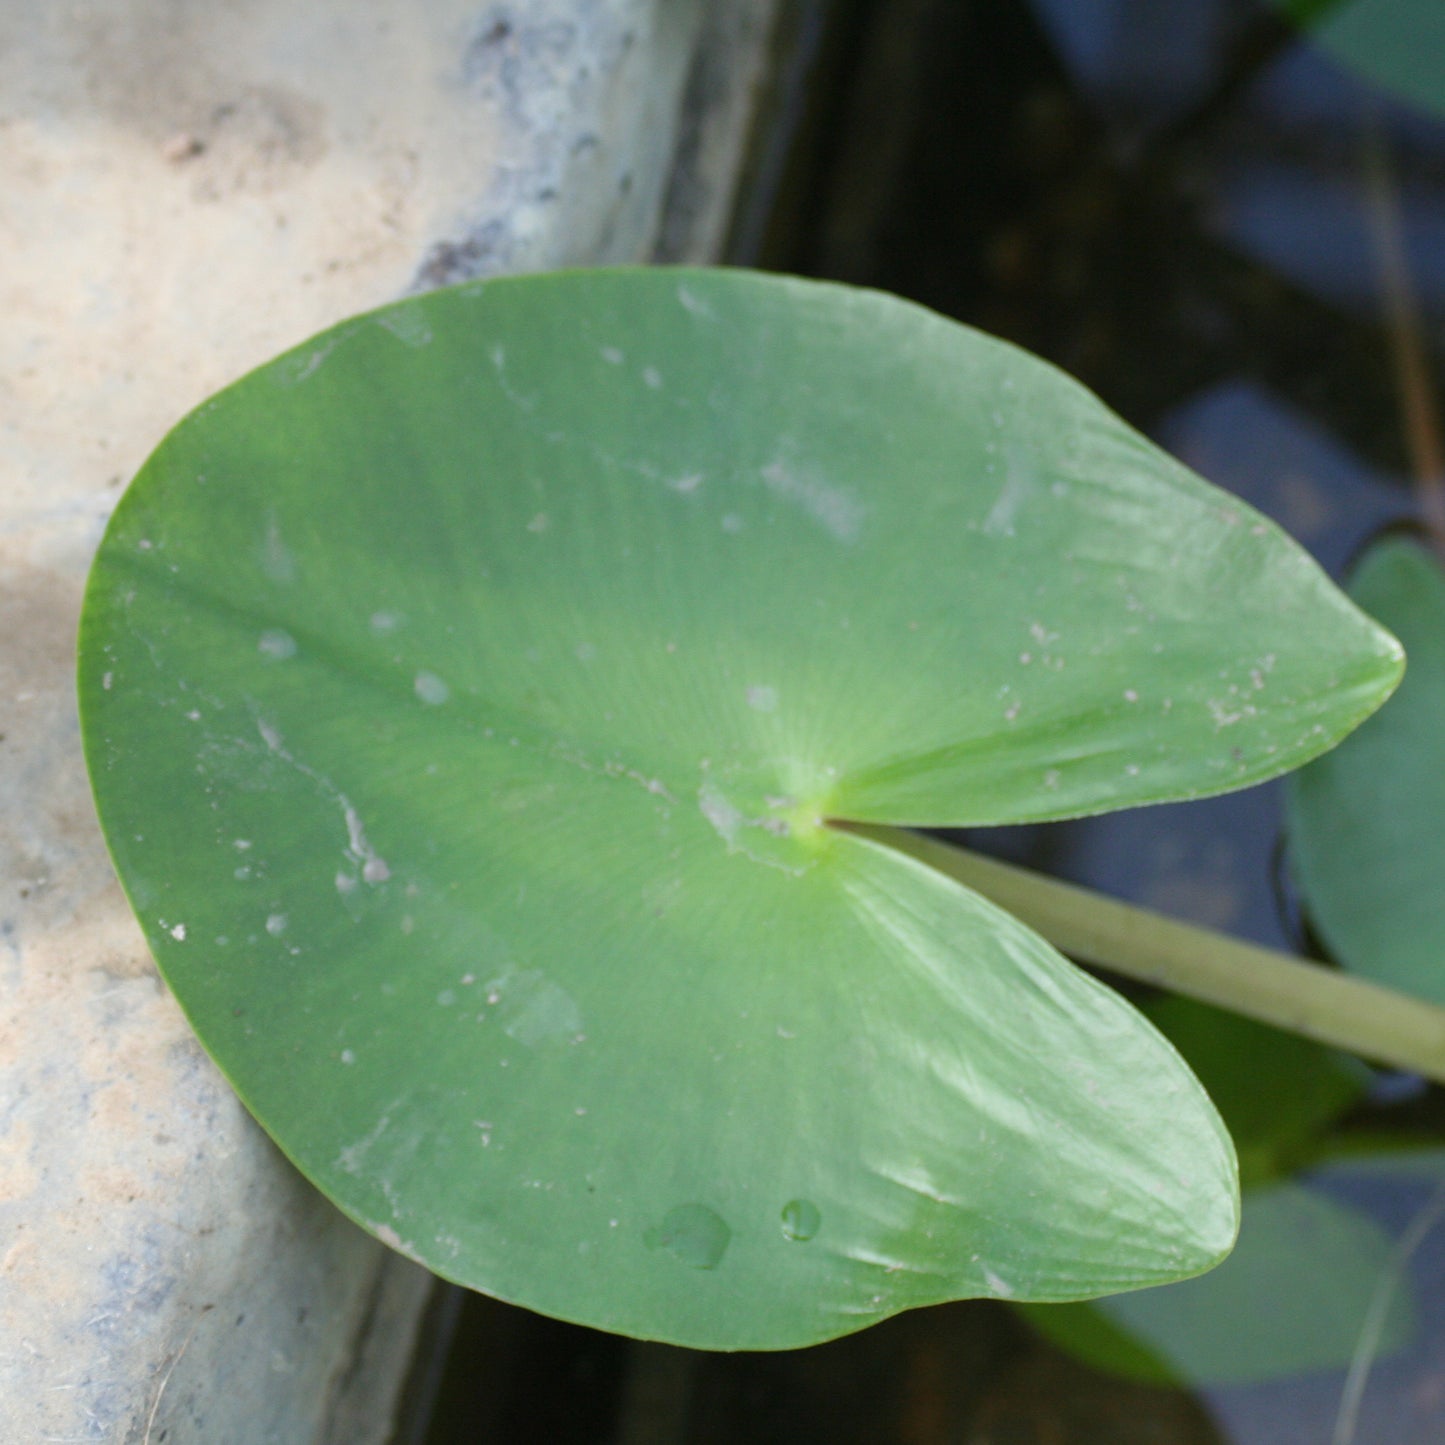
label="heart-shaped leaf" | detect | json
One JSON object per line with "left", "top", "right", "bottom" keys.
{"left": 1288, "top": 536, "right": 1445, "bottom": 1002}
{"left": 78, "top": 269, "right": 1401, "bottom": 1348}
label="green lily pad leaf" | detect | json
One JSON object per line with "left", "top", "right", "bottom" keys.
{"left": 1019, "top": 1176, "right": 1413, "bottom": 1387}
{"left": 1272, "top": 0, "right": 1445, "bottom": 120}
{"left": 1288, "top": 537, "right": 1445, "bottom": 1001}
{"left": 1143, "top": 997, "right": 1365, "bottom": 1186}
{"left": 1016, "top": 997, "right": 1386, "bottom": 1386}
{"left": 78, "top": 268, "right": 1400, "bottom": 1349}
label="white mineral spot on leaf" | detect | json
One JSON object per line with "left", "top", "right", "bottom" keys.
{"left": 698, "top": 782, "right": 743, "bottom": 849}
{"left": 642, "top": 365, "right": 662, "bottom": 389}
{"left": 414, "top": 670, "right": 451, "bottom": 704}
{"left": 982, "top": 1267, "right": 1015, "bottom": 1298}
{"left": 526, "top": 513, "right": 549, "bottom": 533}
{"left": 760, "top": 457, "right": 864, "bottom": 543}
{"left": 490, "top": 343, "right": 538, "bottom": 410}
{"left": 982, "top": 444, "right": 1035, "bottom": 537}
{"left": 437, "top": 989, "right": 456, "bottom": 1006}
{"left": 370, "top": 610, "right": 402, "bottom": 634}
{"left": 697, "top": 782, "right": 809, "bottom": 875}
{"left": 1124, "top": 689, "right": 1139, "bottom": 703}
{"left": 265, "top": 913, "right": 287, "bottom": 936}
{"left": 258, "top": 629, "right": 297, "bottom": 659}
{"left": 721, "top": 513, "right": 744, "bottom": 534}
{"left": 1019, "top": 652, "right": 1032, "bottom": 665}
{"left": 336, "top": 872, "right": 356, "bottom": 894}
{"left": 1044, "top": 770, "right": 1061, "bottom": 789}
{"left": 1207, "top": 698, "right": 1256, "bottom": 729}
{"left": 746, "top": 684, "right": 778, "bottom": 713}
{"left": 676, "top": 283, "right": 714, "bottom": 317}
{"left": 169, "top": 923, "right": 186, "bottom": 941}
{"left": 185, "top": 709, "right": 201, "bottom": 721}
{"left": 669, "top": 473, "right": 702, "bottom": 494}
{"left": 482, "top": 967, "right": 583, "bottom": 1046}
{"left": 102, "top": 671, "right": 113, "bottom": 690}
{"left": 340, "top": 803, "right": 387, "bottom": 880}
{"left": 600, "top": 345, "right": 624, "bottom": 364}
{"left": 260, "top": 512, "right": 296, "bottom": 584}
{"left": 280, "top": 332, "right": 349, "bottom": 386}
{"left": 378, "top": 308, "right": 432, "bottom": 348}
{"left": 340, "top": 1049, "right": 355, "bottom": 1065}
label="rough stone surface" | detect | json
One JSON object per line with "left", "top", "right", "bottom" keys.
{"left": 0, "top": 2, "right": 776, "bottom": 1440}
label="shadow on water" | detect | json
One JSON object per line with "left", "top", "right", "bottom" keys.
{"left": 409, "top": 1, "right": 1445, "bottom": 1439}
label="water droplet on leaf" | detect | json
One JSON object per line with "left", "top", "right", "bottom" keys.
{"left": 781, "top": 1199, "right": 821, "bottom": 1242}
{"left": 644, "top": 1203, "right": 731, "bottom": 1269}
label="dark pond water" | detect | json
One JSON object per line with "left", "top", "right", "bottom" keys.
{"left": 407, "top": 1, "right": 1445, "bottom": 1439}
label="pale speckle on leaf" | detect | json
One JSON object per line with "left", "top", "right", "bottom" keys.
{"left": 414, "top": 671, "right": 451, "bottom": 705}
{"left": 258, "top": 629, "right": 297, "bottom": 660}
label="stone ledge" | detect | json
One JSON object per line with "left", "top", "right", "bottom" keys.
{"left": 0, "top": 3, "right": 778, "bottom": 1441}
